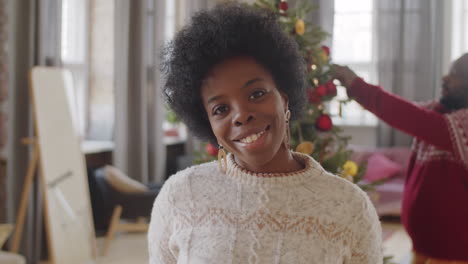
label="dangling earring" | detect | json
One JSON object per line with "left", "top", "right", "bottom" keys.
{"left": 218, "top": 144, "right": 227, "bottom": 173}
{"left": 283, "top": 110, "right": 291, "bottom": 150}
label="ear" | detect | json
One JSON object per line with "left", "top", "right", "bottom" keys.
{"left": 280, "top": 92, "right": 289, "bottom": 112}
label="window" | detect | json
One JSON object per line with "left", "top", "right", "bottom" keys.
{"left": 330, "top": 0, "right": 377, "bottom": 126}
{"left": 61, "top": 0, "right": 89, "bottom": 137}
{"left": 452, "top": 0, "right": 468, "bottom": 60}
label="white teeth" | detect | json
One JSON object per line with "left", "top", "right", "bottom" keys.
{"left": 239, "top": 130, "right": 265, "bottom": 144}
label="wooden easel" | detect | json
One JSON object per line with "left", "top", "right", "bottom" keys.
{"left": 8, "top": 67, "right": 97, "bottom": 264}
{"left": 9, "top": 138, "right": 57, "bottom": 264}
{"left": 9, "top": 137, "right": 45, "bottom": 254}
{"left": 9, "top": 68, "right": 52, "bottom": 260}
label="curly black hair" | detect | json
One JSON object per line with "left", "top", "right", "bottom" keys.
{"left": 161, "top": 2, "right": 306, "bottom": 143}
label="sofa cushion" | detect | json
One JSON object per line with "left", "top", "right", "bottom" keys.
{"left": 104, "top": 165, "right": 149, "bottom": 193}
{"left": 350, "top": 146, "right": 411, "bottom": 179}
{"left": 364, "top": 153, "right": 403, "bottom": 182}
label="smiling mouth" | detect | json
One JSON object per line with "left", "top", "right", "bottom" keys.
{"left": 235, "top": 125, "right": 270, "bottom": 144}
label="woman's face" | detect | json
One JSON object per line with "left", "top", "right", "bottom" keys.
{"left": 440, "top": 56, "right": 468, "bottom": 110}
{"left": 201, "top": 56, "right": 289, "bottom": 171}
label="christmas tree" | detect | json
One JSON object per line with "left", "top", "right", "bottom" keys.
{"left": 195, "top": 0, "right": 387, "bottom": 191}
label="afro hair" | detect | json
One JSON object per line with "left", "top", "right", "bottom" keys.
{"left": 161, "top": 2, "right": 307, "bottom": 143}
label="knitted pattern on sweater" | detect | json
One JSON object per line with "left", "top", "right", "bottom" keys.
{"left": 148, "top": 152, "right": 382, "bottom": 264}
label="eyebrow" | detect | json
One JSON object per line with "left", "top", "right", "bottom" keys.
{"left": 242, "top": 77, "right": 264, "bottom": 89}
{"left": 206, "top": 77, "right": 265, "bottom": 104}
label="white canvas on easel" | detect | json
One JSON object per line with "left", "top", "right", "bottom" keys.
{"left": 29, "top": 67, "right": 96, "bottom": 264}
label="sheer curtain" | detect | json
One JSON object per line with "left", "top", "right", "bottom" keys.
{"left": 375, "top": 0, "right": 446, "bottom": 147}
{"left": 113, "top": 0, "right": 167, "bottom": 184}
{"left": 0, "top": 0, "right": 8, "bottom": 223}
{"left": 7, "top": 0, "right": 62, "bottom": 262}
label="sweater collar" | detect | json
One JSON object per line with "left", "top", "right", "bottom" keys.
{"left": 224, "top": 152, "right": 324, "bottom": 187}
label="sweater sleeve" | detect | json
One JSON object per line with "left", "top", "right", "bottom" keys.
{"left": 348, "top": 78, "right": 453, "bottom": 152}
{"left": 148, "top": 180, "right": 177, "bottom": 264}
{"left": 350, "top": 192, "right": 383, "bottom": 264}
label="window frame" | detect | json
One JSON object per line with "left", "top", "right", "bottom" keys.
{"left": 60, "top": 0, "right": 91, "bottom": 138}
{"left": 331, "top": 0, "right": 378, "bottom": 126}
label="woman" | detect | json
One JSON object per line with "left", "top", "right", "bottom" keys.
{"left": 149, "top": 3, "right": 382, "bottom": 264}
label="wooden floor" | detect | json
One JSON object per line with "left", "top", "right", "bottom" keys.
{"left": 96, "top": 222, "right": 413, "bottom": 264}
{"left": 382, "top": 222, "right": 413, "bottom": 264}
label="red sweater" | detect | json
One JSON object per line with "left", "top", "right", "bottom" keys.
{"left": 349, "top": 78, "right": 468, "bottom": 260}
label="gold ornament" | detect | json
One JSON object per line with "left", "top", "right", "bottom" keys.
{"left": 311, "top": 64, "right": 317, "bottom": 70}
{"left": 341, "top": 173, "right": 354, "bottom": 182}
{"left": 320, "top": 50, "right": 328, "bottom": 61}
{"left": 296, "top": 141, "right": 314, "bottom": 155}
{"left": 343, "top": 160, "right": 358, "bottom": 177}
{"left": 295, "top": 19, "right": 305, "bottom": 35}
{"left": 313, "top": 78, "right": 319, "bottom": 86}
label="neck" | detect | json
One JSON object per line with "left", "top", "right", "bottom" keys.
{"left": 233, "top": 147, "right": 304, "bottom": 174}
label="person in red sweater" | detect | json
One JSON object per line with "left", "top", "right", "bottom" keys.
{"left": 334, "top": 53, "right": 468, "bottom": 264}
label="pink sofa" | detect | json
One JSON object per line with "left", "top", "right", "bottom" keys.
{"left": 350, "top": 146, "right": 412, "bottom": 217}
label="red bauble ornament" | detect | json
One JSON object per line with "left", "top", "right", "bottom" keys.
{"left": 316, "top": 114, "right": 333, "bottom": 131}
{"left": 206, "top": 143, "right": 219, "bottom": 156}
{"left": 321, "top": 45, "right": 330, "bottom": 56}
{"left": 325, "top": 80, "right": 337, "bottom": 96}
{"left": 279, "top": 1, "right": 288, "bottom": 11}
{"left": 315, "top": 84, "right": 327, "bottom": 96}
{"left": 307, "top": 89, "right": 321, "bottom": 104}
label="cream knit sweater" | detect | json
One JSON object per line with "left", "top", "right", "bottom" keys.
{"left": 148, "top": 152, "right": 382, "bottom": 264}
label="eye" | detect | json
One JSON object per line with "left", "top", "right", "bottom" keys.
{"left": 249, "top": 90, "right": 266, "bottom": 100}
{"left": 213, "top": 105, "right": 228, "bottom": 115}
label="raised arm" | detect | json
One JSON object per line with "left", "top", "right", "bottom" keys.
{"left": 333, "top": 65, "right": 453, "bottom": 152}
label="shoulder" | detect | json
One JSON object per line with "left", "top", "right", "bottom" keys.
{"left": 306, "top": 158, "right": 376, "bottom": 218}
{"left": 162, "top": 161, "right": 219, "bottom": 189}
{"left": 322, "top": 171, "right": 372, "bottom": 209}
{"left": 444, "top": 108, "right": 468, "bottom": 166}
{"left": 445, "top": 107, "right": 468, "bottom": 120}
{"left": 310, "top": 157, "right": 369, "bottom": 202}
{"left": 444, "top": 108, "right": 468, "bottom": 143}
{"left": 414, "top": 100, "right": 440, "bottom": 110}
{"left": 156, "top": 161, "right": 220, "bottom": 200}
{"left": 315, "top": 169, "right": 380, "bottom": 236}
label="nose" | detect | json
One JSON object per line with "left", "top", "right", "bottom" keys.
{"left": 233, "top": 107, "right": 254, "bottom": 126}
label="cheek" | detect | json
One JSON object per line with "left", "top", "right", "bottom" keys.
{"left": 273, "top": 108, "right": 286, "bottom": 133}
{"left": 209, "top": 119, "right": 230, "bottom": 141}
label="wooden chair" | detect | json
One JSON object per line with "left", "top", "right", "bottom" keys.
{"left": 90, "top": 168, "right": 162, "bottom": 256}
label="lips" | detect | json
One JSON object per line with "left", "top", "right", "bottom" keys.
{"left": 239, "top": 130, "right": 265, "bottom": 144}
{"left": 233, "top": 125, "right": 270, "bottom": 143}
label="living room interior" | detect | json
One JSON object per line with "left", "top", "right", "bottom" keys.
{"left": 0, "top": 0, "right": 467, "bottom": 263}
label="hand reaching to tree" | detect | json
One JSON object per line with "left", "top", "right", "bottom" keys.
{"left": 332, "top": 64, "right": 358, "bottom": 88}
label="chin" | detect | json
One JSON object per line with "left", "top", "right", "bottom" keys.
{"left": 439, "top": 96, "right": 464, "bottom": 111}
{"left": 232, "top": 144, "right": 281, "bottom": 171}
